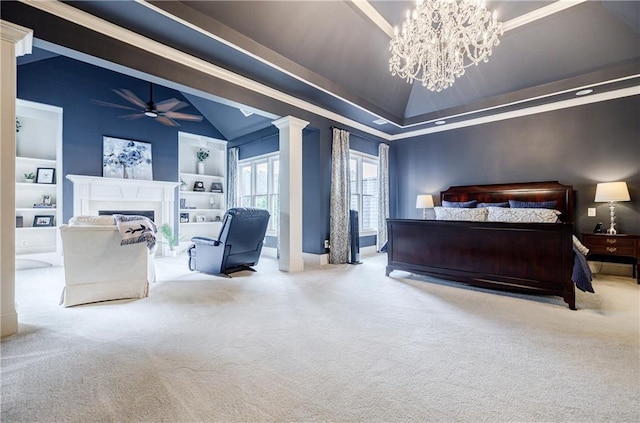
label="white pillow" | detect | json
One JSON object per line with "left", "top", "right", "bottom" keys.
{"left": 434, "top": 207, "right": 488, "bottom": 221}
{"left": 486, "top": 207, "right": 560, "bottom": 223}
{"left": 68, "top": 215, "right": 115, "bottom": 226}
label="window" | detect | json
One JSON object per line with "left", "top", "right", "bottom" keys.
{"left": 239, "top": 153, "right": 279, "bottom": 234}
{"left": 349, "top": 151, "right": 378, "bottom": 234}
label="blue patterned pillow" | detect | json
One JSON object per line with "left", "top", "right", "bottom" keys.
{"left": 477, "top": 202, "right": 509, "bottom": 208}
{"left": 442, "top": 200, "right": 477, "bottom": 208}
{"left": 509, "top": 199, "right": 558, "bottom": 209}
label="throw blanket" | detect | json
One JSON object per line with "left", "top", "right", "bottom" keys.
{"left": 113, "top": 214, "right": 157, "bottom": 252}
{"left": 573, "top": 244, "right": 594, "bottom": 293}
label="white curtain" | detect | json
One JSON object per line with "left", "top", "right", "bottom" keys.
{"left": 377, "top": 143, "right": 390, "bottom": 251}
{"left": 227, "top": 147, "right": 239, "bottom": 209}
{"left": 329, "top": 128, "right": 350, "bottom": 264}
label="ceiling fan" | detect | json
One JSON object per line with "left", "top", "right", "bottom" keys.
{"left": 93, "top": 82, "right": 203, "bottom": 127}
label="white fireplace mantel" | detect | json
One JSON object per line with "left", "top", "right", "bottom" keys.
{"left": 66, "top": 175, "right": 179, "bottom": 255}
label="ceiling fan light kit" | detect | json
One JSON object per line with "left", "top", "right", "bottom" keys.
{"left": 389, "top": 0, "right": 503, "bottom": 92}
{"left": 94, "top": 82, "right": 203, "bottom": 126}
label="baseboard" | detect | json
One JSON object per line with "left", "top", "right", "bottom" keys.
{"left": 262, "top": 246, "right": 382, "bottom": 267}
{"left": 588, "top": 261, "right": 634, "bottom": 278}
{"left": 303, "top": 252, "right": 329, "bottom": 266}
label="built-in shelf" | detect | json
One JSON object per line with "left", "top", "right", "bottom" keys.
{"left": 179, "top": 172, "right": 224, "bottom": 179}
{"left": 16, "top": 156, "right": 57, "bottom": 165}
{"left": 15, "top": 99, "right": 63, "bottom": 267}
{"left": 178, "top": 132, "right": 227, "bottom": 242}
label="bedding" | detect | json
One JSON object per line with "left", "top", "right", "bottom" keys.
{"left": 434, "top": 207, "right": 488, "bottom": 221}
{"left": 486, "top": 207, "right": 561, "bottom": 223}
{"left": 509, "top": 199, "right": 558, "bottom": 209}
{"left": 477, "top": 201, "right": 509, "bottom": 208}
{"left": 442, "top": 199, "right": 477, "bottom": 208}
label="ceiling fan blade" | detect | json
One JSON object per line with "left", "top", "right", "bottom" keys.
{"left": 92, "top": 99, "right": 137, "bottom": 110}
{"left": 119, "top": 113, "right": 145, "bottom": 120}
{"left": 164, "top": 111, "right": 203, "bottom": 122}
{"left": 156, "top": 116, "right": 180, "bottom": 126}
{"left": 156, "top": 98, "right": 187, "bottom": 112}
{"left": 113, "top": 88, "right": 148, "bottom": 109}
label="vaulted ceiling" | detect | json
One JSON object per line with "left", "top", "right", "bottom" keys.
{"left": 5, "top": 0, "right": 640, "bottom": 141}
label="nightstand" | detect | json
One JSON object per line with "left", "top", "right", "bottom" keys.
{"left": 582, "top": 233, "right": 640, "bottom": 283}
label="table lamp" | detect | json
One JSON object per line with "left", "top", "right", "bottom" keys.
{"left": 416, "top": 194, "right": 434, "bottom": 219}
{"left": 595, "top": 181, "right": 630, "bottom": 234}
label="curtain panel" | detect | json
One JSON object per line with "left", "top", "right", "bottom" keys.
{"left": 329, "top": 128, "right": 350, "bottom": 264}
{"left": 377, "top": 143, "right": 389, "bottom": 251}
{"left": 227, "top": 147, "right": 239, "bottom": 209}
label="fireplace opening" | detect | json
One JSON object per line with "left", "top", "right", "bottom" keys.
{"left": 99, "top": 210, "right": 155, "bottom": 222}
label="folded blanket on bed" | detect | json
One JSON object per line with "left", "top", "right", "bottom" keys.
{"left": 113, "top": 214, "right": 157, "bottom": 252}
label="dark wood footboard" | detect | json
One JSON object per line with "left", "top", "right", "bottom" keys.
{"left": 386, "top": 219, "right": 576, "bottom": 309}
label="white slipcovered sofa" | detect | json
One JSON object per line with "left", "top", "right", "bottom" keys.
{"left": 59, "top": 215, "right": 155, "bottom": 307}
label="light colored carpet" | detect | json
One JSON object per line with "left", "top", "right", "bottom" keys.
{"left": 2, "top": 252, "right": 639, "bottom": 422}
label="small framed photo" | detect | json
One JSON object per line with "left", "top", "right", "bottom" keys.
{"left": 195, "top": 215, "right": 206, "bottom": 223}
{"left": 210, "top": 182, "right": 223, "bottom": 193}
{"left": 16, "top": 216, "right": 23, "bottom": 228}
{"left": 33, "top": 215, "right": 54, "bottom": 227}
{"left": 193, "top": 181, "right": 205, "bottom": 192}
{"left": 180, "top": 212, "right": 190, "bottom": 223}
{"left": 36, "top": 167, "right": 55, "bottom": 184}
{"left": 42, "top": 195, "right": 52, "bottom": 205}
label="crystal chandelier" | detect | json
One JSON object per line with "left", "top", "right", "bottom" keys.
{"left": 389, "top": 0, "right": 503, "bottom": 92}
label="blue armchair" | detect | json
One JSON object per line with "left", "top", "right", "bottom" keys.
{"left": 188, "top": 208, "right": 270, "bottom": 276}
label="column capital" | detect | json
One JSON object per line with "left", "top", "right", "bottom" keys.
{"left": 272, "top": 116, "right": 310, "bottom": 131}
{"left": 0, "top": 20, "right": 33, "bottom": 56}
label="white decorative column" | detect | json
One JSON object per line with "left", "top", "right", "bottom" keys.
{"left": 1, "top": 20, "right": 32, "bottom": 337}
{"left": 272, "top": 116, "right": 309, "bottom": 272}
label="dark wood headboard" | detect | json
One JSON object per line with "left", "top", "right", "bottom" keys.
{"left": 440, "top": 181, "right": 575, "bottom": 223}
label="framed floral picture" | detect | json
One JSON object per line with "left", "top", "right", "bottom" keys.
{"left": 103, "top": 136, "right": 153, "bottom": 180}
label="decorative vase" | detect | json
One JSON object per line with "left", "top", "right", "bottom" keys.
{"left": 197, "top": 161, "right": 205, "bottom": 175}
{"left": 25, "top": 179, "right": 34, "bottom": 183}
{"left": 123, "top": 166, "right": 129, "bottom": 179}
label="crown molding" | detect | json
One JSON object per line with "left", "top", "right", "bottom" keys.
{"left": 15, "top": 0, "right": 640, "bottom": 142}
{"left": 0, "top": 19, "right": 32, "bottom": 55}
{"left": 20, "top": 0, "right": 392, "bottom": 140}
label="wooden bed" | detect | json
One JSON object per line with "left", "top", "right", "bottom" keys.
{"left": 385, "top": 181, "right": 577, "bottom": 309}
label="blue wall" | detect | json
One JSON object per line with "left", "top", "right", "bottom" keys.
{"left": 17, "top": 56, "right": 224, "bottom": 223}
{"left": 391, "top": 96, "right": 640, "bottom": 236}
{"left": 18, "top": 55, "right": 386, "bottom": 256}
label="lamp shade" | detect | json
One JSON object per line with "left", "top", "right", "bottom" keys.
{"left": 416, "top": 194, "right": 434, "bottom": 208}
{"left": 595, "top": 182, "right": 630, "bottom": 202}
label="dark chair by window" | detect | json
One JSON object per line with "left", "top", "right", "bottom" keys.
{"left": 188, "top": 208, "right": 270, "bottom": 276}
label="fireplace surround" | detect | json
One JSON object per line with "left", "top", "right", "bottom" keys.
{"left": 66, "top": 175, "right": 178, "bottom": 255}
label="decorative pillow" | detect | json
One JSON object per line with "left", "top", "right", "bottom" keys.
{"left": 441, "top": 200, "right": 477, "bottom": 208}
{"left": 508, "top": 199, "right": 558, "bottom": 209}
{"left": 68, "top": 215, "right": 115, "bottom": 226}
{"left": 487, "top": 207, "right": 560, "bottom": 223}
{"left": 434, "top": 207, "right": 488, "bottom": 221}
{"left": 477, "top": 202, "right": 509, "bottom": 208}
